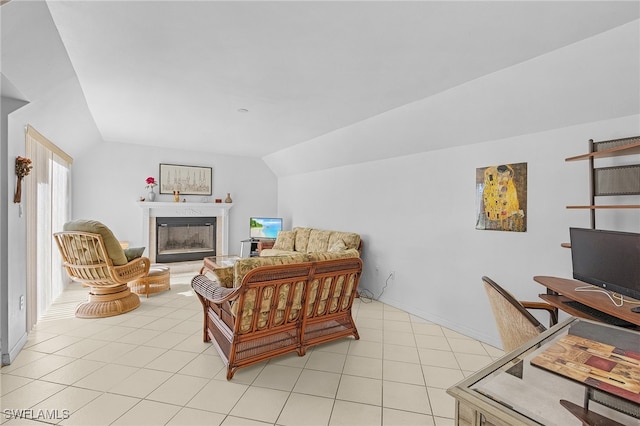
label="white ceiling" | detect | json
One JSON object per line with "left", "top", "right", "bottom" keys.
{"left": 4, "top": 1, "right": 640, "bottom": 158}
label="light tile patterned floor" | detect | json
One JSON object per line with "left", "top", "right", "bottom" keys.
{"left": 1, "top": 271, "right": 504, "bottom": 426}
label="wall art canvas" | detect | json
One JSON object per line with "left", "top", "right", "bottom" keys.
{"left": 476, "top": 162, "right": 527, "bottom": 232}
{"left": 159, "top": 163, "right": 212, "bottom": 195}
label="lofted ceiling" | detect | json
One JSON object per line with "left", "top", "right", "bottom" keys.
{"left": 3, "top": 1, "right": 640, "bottom": 158}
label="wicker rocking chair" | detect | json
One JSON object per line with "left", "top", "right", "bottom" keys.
{"left": 54, "top": 220, "right": 150, "bottom": 318}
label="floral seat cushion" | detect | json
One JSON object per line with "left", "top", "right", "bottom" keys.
{"left": 231, "top": 249, "right": 360, "bottom": 333}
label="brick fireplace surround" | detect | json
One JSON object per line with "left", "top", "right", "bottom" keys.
{"left": 137, "top": 202, "right": 232, "bottom": 263}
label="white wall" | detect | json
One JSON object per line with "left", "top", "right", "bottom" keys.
{"left": 1, "top": 97, "right": 28, "bottom": 364}
{"left": 270, "top": 21, "right": 640, "bottom": 348}
{"left": 71, "top": 141, "right": 278, "bottom": 256}
{"left": 277, "top": 115, "right": 640, "bottom": 348}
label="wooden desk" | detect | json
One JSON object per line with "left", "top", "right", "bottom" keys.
{"left": 534, "top": 276, "right": 640, "bottom": 327}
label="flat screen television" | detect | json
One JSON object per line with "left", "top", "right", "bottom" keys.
{"left": 569, "top": 227, "right": 640, "bottom": 300}
{"left": 249, "top": 217, "right": 283, "bottom": 240}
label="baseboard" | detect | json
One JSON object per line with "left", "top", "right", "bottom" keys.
{"left": 1, "top": 331, "right": 27, "bottom": 366}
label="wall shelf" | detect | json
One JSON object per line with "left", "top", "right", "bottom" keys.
{"left": 566, "top": 205, "right": 640, "bottom": 209}
{"left": 565, "top": 137, "right": 640, "bottom": 162}
{"left": 566, "top": 136, "right": 640, "bottom": 229}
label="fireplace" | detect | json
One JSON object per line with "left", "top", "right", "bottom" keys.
{"left": 156, "top": 216, "right": 216, "bottom": 263}
{"left": 138, "top": 202, "right": 232, "bottom": 264}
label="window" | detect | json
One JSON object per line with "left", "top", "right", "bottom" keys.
{"left": 25, "top": 125, "right": 72, "bottom": 328}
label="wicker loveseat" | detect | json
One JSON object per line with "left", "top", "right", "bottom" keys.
{"left": 191, "top": 250, "right": 362, "bottom": 379}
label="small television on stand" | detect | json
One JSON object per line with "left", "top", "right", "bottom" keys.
{"left": 569, "top": 227, "right": 640, "bottom": 302}
{"left": 249, "top": 217, "right": 283, "bottom": 240}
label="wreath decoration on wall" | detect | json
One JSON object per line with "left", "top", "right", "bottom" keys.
{"left": 14, "top": 156, "right": 32, "bottom": 203}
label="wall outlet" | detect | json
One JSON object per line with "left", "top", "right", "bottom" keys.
{"left": 19, "top": 295, "right": 25, "bottom": 310}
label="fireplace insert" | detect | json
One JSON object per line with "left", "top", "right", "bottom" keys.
{"left": 156, "top": 216, "right": 216, "bottom": 263}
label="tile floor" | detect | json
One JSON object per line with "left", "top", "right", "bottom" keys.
{"left": 1, "top": 270, "right": 504, "bottom": 426}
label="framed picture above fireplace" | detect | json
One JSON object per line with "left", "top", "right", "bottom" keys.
{"left": 159, "top": 163, "right": 212, "bottom": 195}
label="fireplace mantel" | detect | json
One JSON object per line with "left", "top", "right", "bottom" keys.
{"left": 137, "top": 202, "right": 233, "bottom": 261}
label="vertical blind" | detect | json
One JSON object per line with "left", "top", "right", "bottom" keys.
{"left": 25, "top": 125, "right": 73, "bottom": 328}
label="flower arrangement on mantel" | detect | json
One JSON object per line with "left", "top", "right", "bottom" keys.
{"left": 145, "top": 176, "right": 158, "bottom": 201}
{"left": 14, "top": 156, "right": 33, "bottom": 203}
{"left": 145, "top": 176, "right": 157, "bottom": 190}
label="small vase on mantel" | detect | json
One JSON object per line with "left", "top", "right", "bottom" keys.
{"left": 225, "top": 193, "right": 232, "bottom": 203}
{"left": 147, "top": 190, "right": 156, "bottom": 202}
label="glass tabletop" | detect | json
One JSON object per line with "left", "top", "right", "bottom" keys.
{"left": 203, "top": 255, "right": 241, "bottom": 268}
{"left": 466, "top": 318, "right": 639, "bottom": 425}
